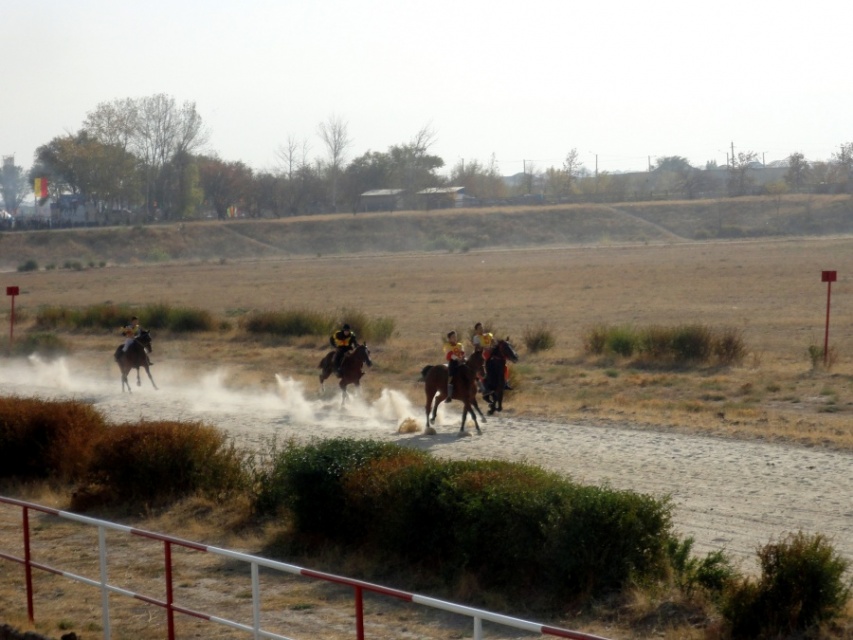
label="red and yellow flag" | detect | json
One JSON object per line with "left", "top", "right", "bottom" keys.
{"left": 34, "top": 177, "right": 48, "bottom": 199}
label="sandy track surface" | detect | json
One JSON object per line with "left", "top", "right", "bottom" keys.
{"left": 2, "top": 356, "right": 851, "bottom": 573}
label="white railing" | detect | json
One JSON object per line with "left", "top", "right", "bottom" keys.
{"left": 0, "top": 495, "right": 611, "bottom": 640}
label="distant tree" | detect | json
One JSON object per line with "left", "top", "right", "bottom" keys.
{"left": 551, "top": 148, "right": 584, "bottom": 198}
{"left": 765, "top": 180, "right": 789, "bottom": 214}
{"left": 387, "top": 125, "right": 444, "bottom": 207}
{"left": 449, "top": 154, "right": 505, "bottom": 201}
{"left": 1, "top": 156, "right": 28, "bottom": 213}
{"left": 318, "top": 115, "right": 351, "bottom": 212}
{"left": 654, "top": 155, "right": 692, "bottom": 172}
{"left": 34, "top": 131, "right": 141, "bottom": 209}
{"left": 82, "top": 98, "right": 138, "bottom": 152}
{"left": 197, "top": 156, "right": 253, "bottom": 219}
{"left": 830, "top": 142, "right": 853, "bottom": 193}
{"left": 134, "top": 94, "right": 209, "bottom": 217}
{"left": 275, "top": 135, "right": 316, "bottom": 216}
{"left": 785, "top": 152, "right": 810, "bottom": 192}
{"left": 728, "top": 150, "right": 759, "bottom": 196}
{"left": 164, "top": 150, "right": 203, "bottom": 218}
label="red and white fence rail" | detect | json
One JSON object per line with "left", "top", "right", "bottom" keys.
{"left": 0, "top": 495, "right": 612, "bottom": 640}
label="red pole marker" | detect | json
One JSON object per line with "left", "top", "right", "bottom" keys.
{"left": 821, "top": 271, "right": 837, "bottom": 366}
{"left": 6, "top": 286, "right": 19, "bottom": 352}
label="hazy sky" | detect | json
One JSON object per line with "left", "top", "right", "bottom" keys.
{"left": 4, "top": 0, "right": 852, "bottom": 178}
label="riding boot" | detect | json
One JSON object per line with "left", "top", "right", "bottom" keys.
{"left": 445, "top": 384, "right": 453, "bottom": 403}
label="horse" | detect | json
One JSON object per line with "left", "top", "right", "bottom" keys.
{"left": 114, "top": 330, "right": 158, "bottom": 393}
{"left": 483, "top": 338, "right": 520, "bottom": 414}
{"left": 420, "top": 352, "right": 487, "bottom": 436}
{"left": 319, "top": 343, "right": 372, "bottom": 406}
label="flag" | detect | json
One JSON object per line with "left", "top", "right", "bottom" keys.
{"left": 34, "top": 177, "right": 48, "bottom": 199}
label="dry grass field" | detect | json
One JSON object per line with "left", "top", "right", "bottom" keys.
{"left": 2, "top": 204, "right": 853, "bottom": 640}
{"left": 3, "top": 228, "right": 853, "bottom": 450}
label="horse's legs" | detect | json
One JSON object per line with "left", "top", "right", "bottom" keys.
{"left": 143, "top": 364, "right": 158, "bottom": 390}
{"left": 136, "top": 367, "right": 142, "bottom": 387}
{"left": 466, "top": 402, "right": 482, "bottom": 434}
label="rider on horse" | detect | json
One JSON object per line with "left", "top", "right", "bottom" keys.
{"left": 330, "top": 323, "right": 358, "bottom": 376}
{"left": 473, "top": 321, "right": 512, "bottom": 392}
{"left": 472, "top": 322, "right": 494, "bottom": 393}
{"left": 443, "top": 330, "right": 465, "bottom": 403}
{"left": 121, "top": 316, "right": 153, "bottom": 366}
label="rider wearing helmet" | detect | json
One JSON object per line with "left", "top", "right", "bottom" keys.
{"left": 443, "top": 330, "right": 465, "bottom": 403}
{"left": 330, "top": 323, "right": 358, "bottom": 376}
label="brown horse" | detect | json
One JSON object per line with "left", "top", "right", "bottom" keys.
{"left": 420, "top": 351, "right": 486, "bottom": 436}
{"left": 483, "top": 338, "right": 519, "bottom": 415}
{"left": 114, "top": 330, "right": 157, "bottom": 393}
{"left": 319, "top": 343, "right": 372, "bottom": 406}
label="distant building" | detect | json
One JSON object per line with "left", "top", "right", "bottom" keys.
{"left": 359, "top": 189, "right": 404, "bottom": 212}
{"left": 416, "top": 186, "right": 471, "bottom": 209}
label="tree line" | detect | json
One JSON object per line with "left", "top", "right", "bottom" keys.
{"left": 2, "top": 93, "right": 853, "bottom": 221}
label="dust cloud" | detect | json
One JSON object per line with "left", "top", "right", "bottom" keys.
{"left": 0, "top": 355, "right": 422, "bottom": 452}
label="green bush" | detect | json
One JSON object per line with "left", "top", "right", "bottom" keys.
{"left": 668, "top": 537, "right": 737, "bottom": 599}
{"left": 638, "top": 325, "right": 672, "bottom": 360}
{"left": 240, "top": 309, "right": 333, "bottom": 337}
{"left": 34, "top": 304, "right": 131, "bottom": 331}
{"left": 33, "top": 303, "right": 215, "bottom": 333}
{"left": 722, "top": 532, "right": 851, "bottom": 638}
{"left": 253, "top": 438, "right": 407, "bottom": 528}
{"left": 523, "top": 322, "right": 555, "bottom": 353}
{"left": 80, "top": 421, "right": 248, "bottom": 506}
{"left": 583, "top": 323, "right": 747, "bottom": 366}
{"left": 136, "top": 303, "right": 215, "bottom": 333}
{"left": 17, "top": 259, "right": 38, "bottom": 272}
{"left": 606, "top": 325, "right": 638, "bottom": 357}
{"left": 0, "top": 397, "right": 108, "bottom": 481}
{"left": 670, "top": 324, "right": 712, "bottom": 361}
{"left": 261, "top": 438, "right": 676, "bottom": 601}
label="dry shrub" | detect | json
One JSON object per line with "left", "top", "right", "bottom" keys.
{"left": 0, "top": 396, "right": 107, "bottom": 481}
{"left": 722, "top": 532, "right": 851, "bottom": 638}
{"left": 77, "top": 420, "right": 248, "bottom": 508}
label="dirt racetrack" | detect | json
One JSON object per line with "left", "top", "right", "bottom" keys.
{"left": 0, "top": 356, "right": 850, "bottom": 575}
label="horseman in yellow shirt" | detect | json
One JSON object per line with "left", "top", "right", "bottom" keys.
{"left": 443, "top": 330, "right": 466, "bottom": 403}
{"left": 330, "top": 323, "right": 358, "bottom": 376}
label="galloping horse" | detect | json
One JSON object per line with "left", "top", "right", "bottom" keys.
{"left": 421, "top": 351, "right": 486, "bottom": 436}
{"left": 319, "top": 343, "right": 372, "bottom": 406}
{"left": 483, "top": 338, "right": 519, "bottom": 414}
{"left": 114, "top": 330, "right": 158, "bottom": 393}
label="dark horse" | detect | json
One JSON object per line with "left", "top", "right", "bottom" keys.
{"left": 483, "top": 338, "right": 520, "bottom": 415}
{"left": 114, "top": 330, "right": 158, "bottom": 393}
{"left": 319, "top": 343, "right": 372, "bottom": 406}
{"left": 420, "top": 351, "right": 486, "bottom": 436}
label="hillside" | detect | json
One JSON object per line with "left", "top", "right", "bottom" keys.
{"left": 1, "top": 194, "right": 852, "bottom": 270}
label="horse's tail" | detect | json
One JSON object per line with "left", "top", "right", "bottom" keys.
{"left": 419, "top": 365, "right": 433, "bottom": 382}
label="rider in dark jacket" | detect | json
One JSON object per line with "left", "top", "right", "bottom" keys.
{"left": 330, "top": 324, "right": 357, "bottom": 375}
